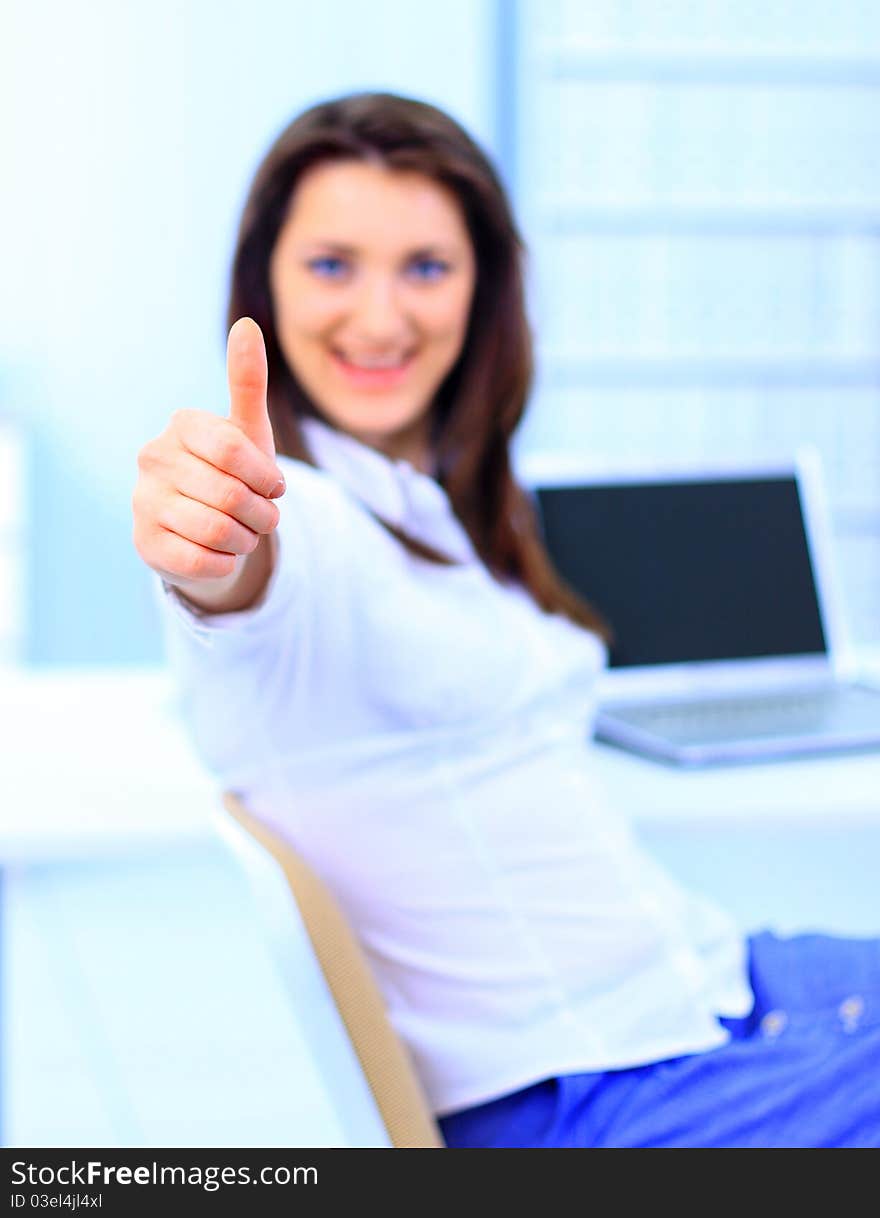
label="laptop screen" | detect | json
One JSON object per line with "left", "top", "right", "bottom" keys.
{"left": 535, "top": 475, "right": 828, "bottom": 668}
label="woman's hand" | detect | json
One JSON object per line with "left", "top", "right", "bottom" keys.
{"left": 132, "top": 318, "right": 286, "bottom": 611}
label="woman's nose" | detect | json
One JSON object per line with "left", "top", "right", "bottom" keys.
{"left": 350, "top": 275, "right": 410, "bottom": 344}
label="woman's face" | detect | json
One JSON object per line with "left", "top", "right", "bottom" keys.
{"left": 268, "top": 159, "right": 477, "bottom": 470}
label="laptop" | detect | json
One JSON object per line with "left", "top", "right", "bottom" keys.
{"left": 524, "top": 448, "right": 880, "bottom": 766}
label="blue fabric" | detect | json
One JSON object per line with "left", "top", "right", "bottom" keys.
{"left": 437, "top": 931, "right": 880, "bottom": 1148}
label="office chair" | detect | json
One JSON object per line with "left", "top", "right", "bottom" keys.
{"left": 218, "top": 792, "right": 445, "bottom": 1149}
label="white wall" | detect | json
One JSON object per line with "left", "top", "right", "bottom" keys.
{"left": 513, "top": 0, "right": 880, "bottom": 646}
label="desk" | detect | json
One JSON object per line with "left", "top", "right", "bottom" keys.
{"left": 3, "top": 660, "right": 880, "bottom": 1144}
{"left": 593, "top": 741, "right": 880, "bottom": 935}
{"left": 588, "top": 652, "right": 880, "bottom": 935}
{"left": 0, "top": 664, "right": 218, "bottom": 863}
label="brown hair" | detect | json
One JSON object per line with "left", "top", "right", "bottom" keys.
{"left": 227, "top": 90, "right": 610, "bottom": 641}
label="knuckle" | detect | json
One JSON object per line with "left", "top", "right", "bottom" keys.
{"left": 203, "top": 513, "right": 234, "bottom": 550}
{"left": 136, "top": 440, "right": 159, "bottom": 472}
{"left": 218, "top": 479, "right": 247, "bottom": 517}
{"left": 187, "top": 548, "right": 224, "bottom": 580}
{"left": 133, "top": 522, "right": 165, "bottom": 573}
{"left": 184, "top": 550, "right": 209, "bottom": 579}
{"left": 170, "top": 409, "right": 209, "bottom": 452}
{"left": 214, "top": 425, "right": 243, "bottom": 469}
{"left": 132, "top": 496, "right": 152, "bottom": 535}
{"left": 131, "top": 521, "right": 147, "bottom": 560}
{"left": 132, "top": 482, "right": 155, "bottom": 518}
{"left": 171, "top": 407, "right": 195, "bottom": 429}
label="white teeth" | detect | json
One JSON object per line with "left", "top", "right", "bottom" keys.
{"left": 337, "top": 352, "right": 411, "bottom": 369}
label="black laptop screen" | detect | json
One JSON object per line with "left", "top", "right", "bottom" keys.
{"left": 535, "top": 476, "right": 828, "bottom": 668}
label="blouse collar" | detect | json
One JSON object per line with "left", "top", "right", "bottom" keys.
{"left": 299, "top": 416, "right": 477, "bottom": 563}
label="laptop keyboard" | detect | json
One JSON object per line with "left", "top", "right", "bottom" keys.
{"left": 602, "top": 683, "right": 880, "bottom": 746}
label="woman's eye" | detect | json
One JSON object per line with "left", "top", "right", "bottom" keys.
{"left": 306, "top": 255, "right": 450, "bottom": 281}
{"left": 409, "top": 257, "right": 450, "bottom": 280}
{"left": 307, "top": 256, "right": 347, "bottom": 278}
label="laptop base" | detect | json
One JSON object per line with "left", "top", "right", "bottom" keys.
{"left": 597, "top": 682, "right": 880, "bottom": 767}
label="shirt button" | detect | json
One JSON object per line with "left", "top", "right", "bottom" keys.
{"left": 838, "top": 995, "right": 865, "bottom": 1032}
{"left": 760, "top": 1009, "right": 788, "bottom": 1039}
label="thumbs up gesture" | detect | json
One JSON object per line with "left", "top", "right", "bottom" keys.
{"left": 226, "top": 316, "right": 279, "bottom": 465}
{"left": 132, "top": 318, "right": 286, "bottom": 605}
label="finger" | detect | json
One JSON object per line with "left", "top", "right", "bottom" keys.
{"left": 170, "top": 451, "right": 281, "bottom": 535}
{"left": 156, "top": 492, "right": 262, "bottom": 558}
{"left": 227, "top": 317, "right": 275, "bottom": 460}
{"left": 173, "top": 410, "right": 285, "bottom": 499}
{"left": 150, "top": 527, "right": 238, "bottom": 582}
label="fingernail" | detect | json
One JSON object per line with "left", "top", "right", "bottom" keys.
{"left": 270, "top": 477, "right": 286, "bottom": 498}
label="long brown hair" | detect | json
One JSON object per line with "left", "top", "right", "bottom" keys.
{"left": 227, "top": 90, "right": 610, "bottom": 641}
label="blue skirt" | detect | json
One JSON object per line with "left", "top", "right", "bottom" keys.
{"left": 437, "top": 931, "right": 880, "bottom": 1148}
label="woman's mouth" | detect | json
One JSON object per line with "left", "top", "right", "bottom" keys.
{"left": 331, "top": 348, "right": 416, "bottom": 390}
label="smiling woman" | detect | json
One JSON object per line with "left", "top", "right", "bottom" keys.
{"left": 134, "top": 90, "right": 880, "bottom": 1149}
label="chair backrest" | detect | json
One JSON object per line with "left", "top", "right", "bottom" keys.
{"left": 219, "top": 791, "right": 445, "bottom": 1149}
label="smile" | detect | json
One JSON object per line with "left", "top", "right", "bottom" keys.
{"left": 331, "top": 349, "right": 417, "bottom": 389}
{"left": 333, "top": 348, "right": 415, "bottom": 369}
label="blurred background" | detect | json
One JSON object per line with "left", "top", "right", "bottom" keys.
{"left": 2, "top": 0, "right": 879, "bottom": 1147}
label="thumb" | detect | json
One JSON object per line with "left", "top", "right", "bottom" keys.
{"left": 227, "top": 317, "right": 276, "bottom": 459}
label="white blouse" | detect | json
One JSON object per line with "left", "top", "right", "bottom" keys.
{"left": 154, "top": 415, "right": 753, "bottom": 1117}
